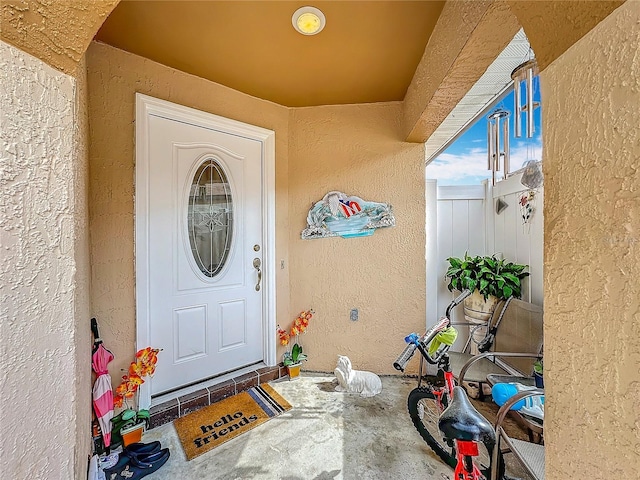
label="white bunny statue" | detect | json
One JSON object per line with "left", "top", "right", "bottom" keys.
{"left": 334, "top": 355, "right": 382, "bottom": 398}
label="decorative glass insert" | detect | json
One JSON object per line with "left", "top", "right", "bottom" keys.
{"left": 187, "top": 158, "right": 233, "bottom": 277}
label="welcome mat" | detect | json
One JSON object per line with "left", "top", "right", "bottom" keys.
{"left": 174, "top": 383, "right": 292, "bottom": 460}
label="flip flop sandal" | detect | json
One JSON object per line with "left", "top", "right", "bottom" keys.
{"left": 108, "top": 448, "right": 170, "bottom": 480}
{"left": 103, "top": 442, "right": 162, "bottom": 477}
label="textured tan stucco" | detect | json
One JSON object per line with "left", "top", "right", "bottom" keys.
{"left": 541, "top": 2, "right": 640, "bottom": 477}
{"left": 73, "top": 53, "right": 93, "bottom": 479}
{"left": 86, "top": 42, "right": 291, "bottom": 380}
{"left": 403, "top": 0, "right": 520, "bottom": 143}
{"left": 4, "top": 1, "right": 638, "bottom": 477}
{"left": 288, "top": 103, "right": 427, "bottom": 374}
{"left": 508, "top": 0, "right": 625, "bottom": 71}
{"left": 0, "top": 0, "right": 119, "bottom": 74}
{"left": 86, "top": 41, "right": 427, "bottom": 380}
{"left": 0, "top": 40, "right": 91, "bottom": 479}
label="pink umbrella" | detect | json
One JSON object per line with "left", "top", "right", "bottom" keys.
{"left": 91, "top": 318, "right": 114, "bottom": 451}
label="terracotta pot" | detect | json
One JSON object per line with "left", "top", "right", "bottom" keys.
{"left": 286, "top": 363, "right": 301, "bottom": 380}
{"left": 121, "top": 422, "right": 145, "bottom": 447}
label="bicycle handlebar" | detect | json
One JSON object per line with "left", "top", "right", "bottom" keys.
{"left": 393, "top": 316, "right": 450, "bottom": 372}
{"left": 393, "top": 290, "right": 470, "bottom": 372}
{"left": 393, "top": 342, "right": 417, "bottom": 372}
{"left": 445, "top": 289, "right": 471, "bottom": 318}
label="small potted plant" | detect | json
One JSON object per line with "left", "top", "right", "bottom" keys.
{"left": 278, "top": 309, "right": 314, "bottom": 379}
{"left": 283, "top": 343, "right": 307, "bottom": 379}
{"left": 533, "top": 358, "right": 544, "bottom": 388}
{"left": 111, "top": 408, "right": 150, "bottom": 448}
{"left": 111, "top": 347, "right": 161, "bottom": 446}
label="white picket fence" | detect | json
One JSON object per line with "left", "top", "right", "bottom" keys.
{"left": 426, "top": 174, "right": 543, "bottom": 351}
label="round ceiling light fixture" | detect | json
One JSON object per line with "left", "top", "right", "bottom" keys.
{"left": 292, "top": 6, "right": 326, "bottom": 36}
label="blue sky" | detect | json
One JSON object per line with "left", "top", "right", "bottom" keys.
{"left": 427, "top": 77, "right": 542, "bottom": 185}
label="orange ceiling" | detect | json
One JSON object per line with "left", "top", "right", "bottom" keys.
{"left": 96, "top": 1, "right": 445, "bottom": 107}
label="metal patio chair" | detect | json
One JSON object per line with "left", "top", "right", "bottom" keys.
{"left": 449, "top": 297, "right": 544, "bottom": 401}
{"left": 491, "top": 389, "right": 545, "bottom": 480}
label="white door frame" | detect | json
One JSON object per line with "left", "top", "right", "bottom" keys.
{"left": 135, "top": 93, "right": 276, "bottom": 409}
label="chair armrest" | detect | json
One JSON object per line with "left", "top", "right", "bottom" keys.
{"left": 458, "top": 352, "right": 543, "bottom": 386}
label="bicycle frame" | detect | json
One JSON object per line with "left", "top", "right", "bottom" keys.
{"left": 455, "top": 439, "right": 485, "bottom": 480}
{"left": 437, "top": 356, "right": 486, "bottom": 480}
{"left": 394, "top": 289, "right": 493, "bottom": 480}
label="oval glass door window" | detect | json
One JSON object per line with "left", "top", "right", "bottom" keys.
{"left": 187, "top": 158, "right": 233, "bottom": 278}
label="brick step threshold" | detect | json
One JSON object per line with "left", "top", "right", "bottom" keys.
{"left": 148, "top": 365, "right": 289, "bottom": 429}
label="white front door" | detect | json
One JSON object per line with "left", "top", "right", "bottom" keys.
{"left": 135, "top": 95, "right": 276, "bottom": 400}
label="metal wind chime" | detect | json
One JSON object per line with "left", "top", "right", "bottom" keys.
{"left": 487, "top": 58, "right": 540, "bottom": 185}
{"left": 511, "top": 58, "right": 540, "bottom": 138}
{"left": 487, "top": 109, "right": 510, "bottom": 186}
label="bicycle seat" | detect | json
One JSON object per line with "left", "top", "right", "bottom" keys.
{"left": 439, "top": 386, "right": 496, "bottom": 443}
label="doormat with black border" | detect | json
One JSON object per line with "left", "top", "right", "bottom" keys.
{"left": 173, "top": 383, "right": 292, "bottom": 460}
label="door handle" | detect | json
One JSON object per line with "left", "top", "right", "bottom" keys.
{"left": 253, "top": 258, "right": 262, "bottom": 291}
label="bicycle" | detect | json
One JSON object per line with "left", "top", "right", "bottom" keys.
{"left": 393, "top": 290, "right": 503, "bottom": 480}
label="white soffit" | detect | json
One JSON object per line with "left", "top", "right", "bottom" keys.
{"left": 425, "top": 29, "right": 532, "bottom": 164}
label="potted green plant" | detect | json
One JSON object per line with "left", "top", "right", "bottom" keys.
{"left": 445, "top": 254, "right": 529, "bottom": 351}
{"left": 445, "top": 253, "right": 530, "bottom": 301}
{"left": 283, "top": 343, "right": 307, "bottom": 378}
{"left": 278, "top": 310, "right": 314, "bottom": 379}
{"left": 111, "top": 408, "right": 150, "bottom": 447}
{"left": 533, "top": 358, "right": 544, "bottom": 388}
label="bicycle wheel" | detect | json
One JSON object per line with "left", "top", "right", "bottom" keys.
{"left": 407, "top": 386, "right": 457, "bottom": 468}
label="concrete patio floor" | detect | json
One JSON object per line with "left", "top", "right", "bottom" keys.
{"left": 141, "top": 373, "right": 531, "bottom": 480}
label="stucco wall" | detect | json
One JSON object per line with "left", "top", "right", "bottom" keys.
{"left": 86, "top": 42, "right": 290, "bottom": 380}
{"left": 0, "top": 0, "right": 119, "bottom": 74}
{"left": 87, "top": 41, "right": 425, "bottom": 380}
{"left": 403, "top": 0, "right": 520, "bottom": 142}
{"left": 73, "top": 53, "right": 93, "bottom": 478}
{"left": 4, "top": 2, "right": 638, "bottom": 478}
{"left": 541, "top": 2, "right": 640, "bottom": 478}
{"left": 507, "top": 0, "right": 625, "bottom": 71}
{"left": 0, "top": 40, "right": 91, "bottom": 479}
{"left": 288, "top": 104, "right": 426, "bottom": 374}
